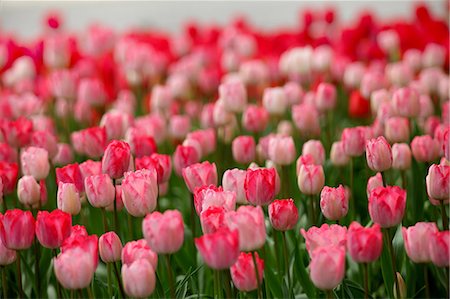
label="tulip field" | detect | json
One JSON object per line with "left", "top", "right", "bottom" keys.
{"left": 0, "top": 2, "right": 449, "bottom": 299}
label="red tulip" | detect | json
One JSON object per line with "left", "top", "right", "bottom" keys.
{"left": 194, "top": 185, "right": 236, "bottom": 216}
{"left": 268, "top": 199, "right": 299, "bottom": 231}
{"left": 36, "top": 209, "right": 72, "bottom": 249}
{"left": 200, "top": 206, "right": 227, "bottom": 234}
{"left": 230, "top": 252, "right": 264, "bottom": 292}
{"left": 173, "top": 145, "right": 200, "bottom": 176}
{"left": 244, "top": 168, "right": 276, "bottom": 205}
{"left": 102, "top": 140, "right": 131, "bottom": 179}
{"left": 71, "top": 126, "right": 107, "bottom": 159}
{"left": 56, "top": 163, "right": 84, "bottom": 193}
{"left": 347, "top": 222, "right": 382, "bottom": 263}
{"left": 0, "top": 209, "right": 35, "bottom": 250}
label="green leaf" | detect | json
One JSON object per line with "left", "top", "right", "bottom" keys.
{"left": 380, "top": 235, "right": 395, "bottom": 299}
{"left": 293, "top": 243, "right": 316, "bottom": 298}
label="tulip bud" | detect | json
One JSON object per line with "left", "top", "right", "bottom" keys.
{"left": 330, "top": 141, "right": 350, "bottom": 166}
{"left": 384, "top": 117, "right": 410, "bottom": 143}
{"left": 121, "top": 169, "right": 158, "bottom": 217}
{"left": 195, "top": 228, "right": 240, "bottom": 270}
{"left": 402, "top": 222, "right": 438, "bottom": 263}
{"left": 263, "top": 87, "right": 287, "bottom": 115}
{"left": 0, "top": 209, "right": 35, "bottom": 250}
{"left": 411, "top": 135, "right": 439, "bottom": 163}
{"left": 429, "top": 231, "right": 450, "bottom": 267}
{"left": 182, "top": 161, "right": 218, "bottom": 193}
{"left": 341, "top": 127, "right": 366, "bottom": 157}
{"left": 426, "top": 164, "right": 449, "bottom": 201}
{"left": 315, "top": 82, "right": 336, "bottom": 111}
{"left": 142, "top": 210, "right": 184, "bottom": 254}
{"left": 320, "top": 185, "right": 349, "bottom": 221}
{"left": 297, "top": 165, "right": 325, "bottom": 195}
{"left": 57, "top": 182, "right": 81, "bottom": 215}
{"left": 302, "top": 140, "right": 325, "bottom": 165}
{"left": 309, "top": 246, "right": 345, "bottom": 290}
{"left": 102, "top": 140, "right": 131, "bottom": 179}
{"left": 84, "top": 174, "right": 115, "bottom": 208}
{"left": 268, "top": 135, "right": 296, "bottom": 165}
{"left": 232, "top": 136, "right": 256, "bottom": 164}
{"left": 365, "top": 136, "right": 392, "bottom": 172}
{"left": 392, "top": 87, "right": 420, "bottom": 118}
{"left": 21, "top": 146, "right": 50, "bottom": 181}
{"left": 244, "top": 168, "right": 276, "bottom": 205}
{"left": 231, "top": 252, "right": 264, "bottom": 292}
{"left": 347, "top": 222, "right": 382, "bottom": 263}
{"left": 368, "top": 186, "right": 406, "bottom": 228}
{"left": 17, "top": 175, "right": 41, "bottom": 207}
{"left": 392, "top": 143, "right": 412, "bottom": 170}
{"left": 225, "top": 206, "right": 266, "bottom": 251}
{"left": 219, "top": 80, "right": 247, "bottom": 113}
{"left": 122, "top": 259, "right": 156, "bottom": 298}
{"left": 268, "top": 199, "right": 299, "bottom": 231}
{"left": 242, "top": 105, "right": 269, "bottom": 133}
{"left": 222, "top": 169, "right": 247, "bottom": 204}
{"left": 292, "top": 103, "right": 321, "bottom": 137}
{"left": 36, "top": 209, "right": 72, "bottom": 249}
{"left": 99, "top": 231, "right": 122, "bottom": 263}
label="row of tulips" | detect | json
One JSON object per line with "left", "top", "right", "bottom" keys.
{"left": 0, "top": 2, "right": 449, "bottom": 299}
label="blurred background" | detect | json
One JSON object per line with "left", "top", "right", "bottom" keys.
{"left": 1, "top": 1, "right": 446, "bottom": 40}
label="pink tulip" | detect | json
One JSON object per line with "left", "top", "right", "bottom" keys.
{"left": 367, "top": 173, "right": 383, "bottom": 198}
{"left": 0, "top": 209, "right": 35, "bottom": 250}
{"left": 301, "top": 224, "right": 347, "bottom": 255}
{"left": 99, "top": 231, "right": 122, "bottom": 263}
{"left": 54, "top": 246, "right": 96, "bottom": 290}
{"left": 79, "top": 160, "right": 102, "bottom": 181}
{"left": 242, "top": 105, "right": 269, "bottom": 133}
{"left": 341, "top": 127, "right": 366, "bottom": 157}
{"left": 368, "top": 186, "right": 406, "bottom": 228}
{"left": 57, "top": 182, "right": 81, "bottom": 215}
{"left": 292, "top": 103, "right": 321, "bottom": 137}
{"left": 71, "top": 127, "right": 107, "bottom": 158}
{"left": 35, "top": 209, "right": 72, "bottom": 249}
{"left": 52, "top": 143, "right": 74, "bottom": 166}
{"left": 297, "top": 164, "right": 325, "bottom": 195}
{"left": 77, "top": 77, "right": 106, "bottom": 106}
{"left": 309, "top": 246, "right": 346, "bottom": 290}
{"left": 102, "top": 140, "right": 131, "bottom": 179}
{"left": 84, "top": 174, "right": 115, "bottom": 208}
{"left": 0, "top": 117, "right": 33, "bottom": 148}
{"left": 320, "top": 185, "right": 349, "bottom": 221}
{"left": 173, "top": 145, "right": 200, "bottom": 176}
{"left": 195, "top": 228, "right": 240, "bottom": 269}
{"left": 125, "top": 128, "right": 157, "bottom": 158}
{"left": 225, "top": 206, "right": 266, "bottom": 251}
{"left": 392, "top": 143, "right": 412, "bottom": 170}
{"left": 244, "top": 168, "right": 276, "bottom": 205}
{"left": 392, "top": 87, "right": 420, "bottom": 118}
{"left": 122, "top": 239, "right": 158, "bottom": 269}
{"left": 122, "top": 259, "right": 156, "bottom": 298}
{"left": 315, "top": 82, "right": 336, "bottom": 111}
{"left": 0, "top": 237, "right": 16, "bottom": 266}
{"left": 194, "top": 185, "right": 236, "bottom": 216}
{"left": 222, "top": 169, "right": 247, "bottom": 204}
{"left": 105, "top": 185, "right": 124, "bottom": 212}
{"left": 232, "top": 136, "right": 256, "bottom": 164}
{"left": 402, "top": 222, "right": 438, "bottom": 263}
{"left": 100, "top": 110, "right": 132, "bottom": 141}
{"left": 0, "top": 143, "right": 18, "bottom": 164}
{"left": 426, "top": 164, "right": 449, "bottom": 201}
{"left": 148, "top": 153, "right": 172, "bottom": 183}
{"left": 121, "top": 169, "right": 158, "bottom": 217}
{"left": 347, "top": 222, "right": 382, "bottom": 263}
{"left": 263, "top": 87, "right": 287, "bottom": 115}
{"left": 219, "top": 80, "right": 247, "bottom": 113}
{"left": 429, "top": 231, "right": 449, "bottom": 267}
{"left": 17, "top": 175, "right": 41, "bottom": 207}
{"left": 230, "top": 252, "right": 264, "bottom": 292}
{"left": 283, "top": 81, "right": 303, "bottom": 105}
{"left": 142, "top": 210, "right": 184, "bottom": 254}
{"left": 21, "top": 146, "right": 50, "bottom": 181}
{"left": 30, "top": 130, "right": 58, "bottom": 159}
{"left": 200, "top": 206, "right": 227, "bottom": 234}
{"left": 385, "top": 117, "right": 410, "bottom": 143}
{"left": 186, "top": 129, "right": 216, "bottom": 156}
{"left": 56, "top": 163, "right": 84, "bottom": 193}
{"left": 411, "top": 135, "right": 439, "bottom": 163}
{"left": 182, "top": 161, "right": 217, "bottom": 193}
{"left": 268, "top": 199, "right": 299, "bottom": 231}
{"left": 296, "top": 155, "right": 316, "bottom": 175}
{"left": 169, "top": 115, "right": 191, "bottom": 140}
{"left": 366, "top": 136, "right": 392, "bottom": 172}
{"left": 268, "top": 135, "right": 296, "bottom": 165}
{"left": 302, "top": 140, "right": 325, "bottom": 165}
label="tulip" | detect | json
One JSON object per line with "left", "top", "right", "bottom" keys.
{"left": 79, "top": 160, "right": 102, "bottom": 181}
{"left": 341, "top": 127, "right": 366, "bottom": 157}
{"left": 429, "top": 231, "right": 449, "bottom": 267}
{"left": 242, "top": 105, "right": 269, "bottom": 133}
{"left": 225, "top": 206, "right": 266, "bottom": 251}
{"left": 297, "top": 164, "right": 325, "bottom": 195}
{"left": 200, "top": 206, "right": 227, "bottom": 234}
{"left": 0, "top": 237, "right": 16, "bottom": 266}
{"left": 0, "top": 117, "right": 33, "bottom": 148}
{"left": 54, "top": 246, "right": 96, "bottom": 290}
{"left": 232, "top": 136, "right": 256, "bottom": 164}
{"left": 57, "top": 182, "right": 81, "bottom": 215}
{"left": 347, "top": 222, "right": 382, "bottom": 263}
{"left": 283, "top": 81, "right": 303, "bottom": 105}
{"left": 268, "top": 135, "right": 296, "bottom": 165}
{"left": 402, "top": 222, "right": 438, "bottom": 263}
{"left": 219, "top": 80, "right": 247, "bottom": 113}
{"left": 194, "top": 185, "right": 236, "bottom": 215}
{"left": 30, "top": 130, "right": 58, "bottom": 159}
{"left": 125, "top": 128, "right": 158, "bottom": 158}
{"left": 300, "top": 224, "right": 347, "bottom": 255}
{"left": 169, "top": 115, "right": 191, "bottom": 140}
{"left": 411, "top": 135, "right": 439, "bottom": 163}
{"left": 56, "top": 163, "right": 84, "bottom": 193}
{"left": 230, "top": 252, "right": 264, "bottom": 292}
{"left": 213, "top": 100, "right": 234, "bottom": 127}
{"left": 309, "top": 246, "right": 346, "bottom": 290}
{"left": 84, "top": 174, "right": 115, "bottom": 208}
{"left": 384, "top": 117, "right": 410, "bottom": 143}
{"left": 330, "top": 141, "right": 350, "bottom": 166}
{"left": 122, "top": 259, "right": 156, "bottom": 298}
{"left": 182, "top": 161, "right": 217, "bottom": 193}
{"left": 17, "top": 175, "right": 41, "bottom": 207}
{"left": 35, "top": 209, "right": 72, "bottom": 249}
{"left": 302, "top": 140, "right": 325, "bottom": 165}
{"left": 320, "top": 185, "right": 349, "bottom": 221}
{"left": 195, "top": 228, "right": 240, "bottom": 269}
{"left": 52, "top": 143, "right": 74, "bottom": 166}
{"left": 315, "top": 82, "right": 336, "bottom": 111}
{"left": 71, "top": 127, "right": 107, "bottom": 158}
{"left": 121, "top": 169, "right": 158, "bottom": 217}
{"left": 173, "top": 145, "right": 200, "bottom": 176}
{"left": 392, "top": 87, "right": 420, "bottom": 118}
{"left": 122, "top": 239, "right": 158, "bottom": 269}
{"left": 0, "top": 209, "right": 35, "bottom": 250}
{"left": 426, "top": 164, "right": 449, "bottom": 201}
{"left": 367, "top": 173, "right": 383, "bottom": 198}
{"left": 222, "top": 169, "right": 247, "bottom": 204}
{"left": 99, "top": 231, "right": 122, "bottom": 263}
{"left": 186, "top": 129, "right": 216, "bottom": 156}
{"left": 100, "top": 110, "right": 132, "bottom": 141}
{"left": 366, "top": 136, "right": 392, "bottom": 172}
{"left": 368, "top": 186, "right": 406, "bottom": 228}
{"left": 244, "top": 168, "right": 276, "bottom": 205}
{"left": 392, "top": 143, "right": 412, "bottom": 170}
{"left": 292, "top": 103, "right": 321, "bottom": 137}
{"left": 296, "top": 154, "right": 316, "bottom": 175}
{"left": 148, "top": 153, "right": 172, "bottom": 183}
{"left": 102, "top": 140, "right": 131, "bottom": 179}
{"left": 262, "top": 87, "right": 287, "bottom": 115}
{"left": 142, "top": 210, "right": 184, "bottom": 254}
{"left": 268, "top": 199, "right": 299, "bottom": 231}
{"left": 21, "top": 146, "right": 50, "bottom": 181}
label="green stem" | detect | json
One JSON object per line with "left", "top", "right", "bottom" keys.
{"left": 400, "top": 170, "right": 407, "bottom": 190}
{"left": 281, "top": 231, "right": 292, "bottom": 297}
{"left": 423, "top": 264, "right": 430, "bottom": 299}
{"left": 34, "top": 238, "right": 41, "bottom": 297}
{"left": 112, "top": 262, "right": 126, "bottom": 298}
{"left": 384, "top": 229, "right": 400, "bottom": 299}
{"left": 440, "top": 201, "right": 448, "bottom": 230}
{"left": 1, "top": 266, "right": 7, "bottom": 299}
{"left": 127, "top": 213, "right": 134, "bottom": 241}
{"left": 165, "top": 255, "right": 176, "bottom": 298}
{"left": 363, "top": 263, "right": 369, "bottom": 299}
{"left": 309, "top": 194, "right": 317, "bottom": 226}
{"left": 2, "top": 198, "right": 6, "bottom": 213}
{"left": 86, "top": 285, "right": 94, "bottom": 299}
{"left": 251, "top": 251, "right": 262, "bottom": 299}
{"left": 101, "top": 208, "right": 109, "bottom": 233}
{"left": 107, "top": 263, "right": 113, "bottom": 298}
{"left": 222, "top": 270, "right": 232, "bottom": 299}
{"left": 326, "top": 289, "right": 334, "bottom": 299}
{"left": 282, "top": 165, "right": 290, "bottom": 198}
{"left": 272, "top": 231, "right": 281, "bottom": 274}
{"left": 16, "top": 252, "right": 24, "bottom": 298}
{"left": 52, "top": 249, "right": 63, "bottom": 299}
{"left": 113, "top": 179, "right": 120, "bottom": 235}
{"left": 213, "top": 269, "right": 220, "bottom": 299}
{"left": 349, "top": 157, "right": 354, "bottom": 220}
